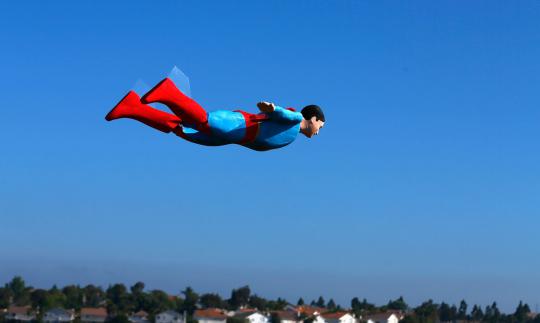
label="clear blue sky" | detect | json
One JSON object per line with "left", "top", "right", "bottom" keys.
{"left": 1, "top": 0, "right": 539, "bottom": 313}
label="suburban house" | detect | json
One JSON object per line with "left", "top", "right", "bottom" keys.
{"left": 320, "top": 312, "right": 357, "bottom": 323}
{"left": 5, "top": 306, "right": 36, "bottom": 321}
{"left": 295, "top": 306, "right": 326, "bottom": 317}
{"left": 43, "top": 308, "right": 75, "bottom": 322}
{"left": 364, "top": 313, "right": 400, "bottom": 323}
{"left": 194, "top": 308, "right": 228, "bottom": 323}
{"left": 290, "top": 306, "right": 325, "bottom": 323}
{"left": 234, "top": 310, "right": 269, "bottom": 323}
{"left": 80, "top": 307, "right": 108, "bottom": 323}
{"left": 129, "top": 311, "right": 150, "bottom": 323}
{"left": 156, "top": 310, "right": 184, "bottom": 323}
{"left": 270, "top": 310, "right": 300, "bottom": 323}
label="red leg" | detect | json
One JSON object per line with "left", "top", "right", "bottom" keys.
{"left": 105, "top": 91, "right": 181, "bottom": 133}
{"left": 141, "top": 78, "right": 209, "bottom": 129}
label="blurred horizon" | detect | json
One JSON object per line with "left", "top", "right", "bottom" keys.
{"left": 1, "top": 0, "right": 539, "bottom": 313}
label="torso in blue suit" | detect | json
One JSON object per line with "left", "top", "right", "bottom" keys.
{"left": 177, "top": 106, "right": 303, "bottom": 151}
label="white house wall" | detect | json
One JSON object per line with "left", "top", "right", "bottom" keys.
{"left": 340, "top": 314, "right": 356, "bottom": 323}
{"left": 281, "top": 320, "right": 297, "bottom": 323}
{"left": 366, "top": 314, "right": 398, "bottom": 323}
{"left": 156, "top": 313, "right": 183, "bottom": 323}
{"left": 44, "top": 313, "right": 74, "bottom": 322}
{"left": 246, "top": 313, "right": 269, "bottom": 323}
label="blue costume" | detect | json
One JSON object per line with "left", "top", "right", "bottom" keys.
{"left": 178, "top": 107, "right": 303, "bottom": 151}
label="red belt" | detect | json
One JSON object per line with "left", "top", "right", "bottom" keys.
{"left": 234, "top": 107, "right": 297, "bottom": 144}
{"left": 234, "top": 110, "right": 266, "bottom": 144}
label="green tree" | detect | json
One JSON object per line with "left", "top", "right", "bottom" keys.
{"left": 228, "top": 286, "right": 250, "bottom": 310}
{"left": 63, "top": 285, "right": 83, "bottom": 310}
{"left": 267, "top": 298, "right": 288, "bottom": 311}
{"left": 484, "top": 302, "right": 501, "bottom": 323}
{"left": 8, "top": 277, "right": 26, "bottom": 299}
{"left": 0, "top": 286, "right": 13, "bottom": 308}
{"left": 180, "top": 287, "right": 199, "bottom": 315}
{"left": 248, "top": 295, "right": 267, "bottom": 310}
{"left": 9, "top": 276, "right": 30, "bottom": 306}
{"left": 83, "top": 285, "right": 105, "bottom": 307}
{"left": 106, "top": 284, "right": 132, "bottom": 315}
{"left": 200, "top": 293, "right": 225, "bottom": 309}
{"left": 106, "top": 314, "right": 130, "bottom": 323}
{"left": 351, "top": 298, "right": 376, "bottom": 316}
{"left": 513, "top": 301, "right": 531, "bottom": 322}
{"left": 30, "top": 289, "right": 48, "bottom": 310}
{"left": 484, "top": 304, "right": 493, "bottom": 319}
{"left": 297, "top": 298, "right": 304, "bottom": 306}
{"left": 414, "top": 299, "right": 438, "bottom": 323}
{"left": 315, "top": 296, "right": 325, "bottom": 308}
{"left": 438, "top": 302, "right": 452, "bottom": 322}
{"left": 457, "top": 300, "right": 467, "bottom": 320}
{"left": 43, "top": 285, "right": 67, "bottom": 309}
{"left": 130, "top": 282, "right": 145, "bottom": 312}
{"left": 327, "top": 299, "right": 336, "bottom": 310}
{"left": 449, "top": 305, "right": 457, "bottom": 321}
{"left": 491, "top": 302, "right": 501, "bottom": 320}
{"left": 143, "top": 290, "right": 175, "bottom": 314}
{"left": 130, "top": 282, "right": 145, "bottom": 295}
{"left": 470, "top": 304, "right": 483, "bottom": 321}
{"left": 351, "top": 297, "right": 361, "bottom": 311}
{"left": 387, "top": 296, "right": 408, "bottom": 312}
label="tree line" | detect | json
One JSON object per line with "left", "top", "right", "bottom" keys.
{"left": 0, "top": 276, "right": 287, "bottom": 322}
{"left": 0, "top": 277, "right": 538, "bottom": 323}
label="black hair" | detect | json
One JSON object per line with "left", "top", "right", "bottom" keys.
{"left": 301, "top": 105, "right": 325, "bottom": 122}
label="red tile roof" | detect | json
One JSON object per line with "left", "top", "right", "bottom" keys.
{"left": 194, "top": 309, "right": 227, "bottom": 320}
{"left": 81, "top": 308, "right": 108, "bottom": 317}
{"left": 238, "top": 309, "right": 257, "bottom": 313}
{"left": 321, "top": 312, "right": 350, "bottom": 319}
{"left": 296, "top": 306, "right": 326, "bottom": 316}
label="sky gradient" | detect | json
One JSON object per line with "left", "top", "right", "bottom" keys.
{"left": 1, "top": 0, "right": 539, "bottom": 313}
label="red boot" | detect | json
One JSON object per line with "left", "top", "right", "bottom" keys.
{"left": 141, "top": 78, "right": 208, "bottom": 126}
{"left": 105, "top": 91, "right": 181, "bottom": 133}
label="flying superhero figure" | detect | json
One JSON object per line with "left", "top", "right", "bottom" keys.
{"left": 105, "top": 77, "right": 325, "bottom": 151}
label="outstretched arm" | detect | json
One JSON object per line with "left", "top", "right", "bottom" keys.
{"left": 257, "top": 101, "right": 303, "bottom": 123}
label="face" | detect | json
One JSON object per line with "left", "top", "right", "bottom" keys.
{"left": 304, "top": 116, "right": 325, "bottom": 138}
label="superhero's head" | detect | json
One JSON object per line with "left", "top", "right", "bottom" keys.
{"left": 300, "top": 105, "right": 325, "bottom": 138}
